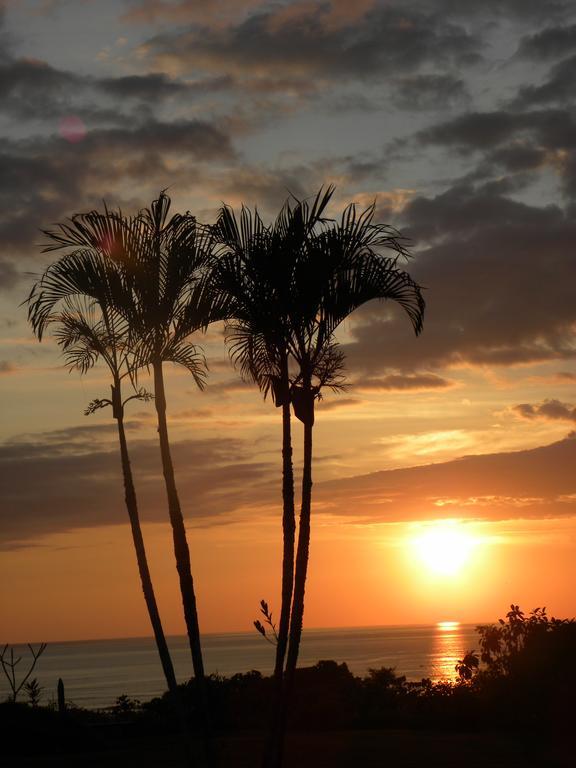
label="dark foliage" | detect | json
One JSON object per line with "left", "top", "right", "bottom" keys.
{"left": 460, "top": 605, "right": 576, "bottom": 729}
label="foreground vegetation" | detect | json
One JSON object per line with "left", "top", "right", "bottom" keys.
{"left": 2, "top": 607, "right": 574, "bottom": 767}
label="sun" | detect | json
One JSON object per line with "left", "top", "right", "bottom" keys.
{"left": 410, "top": 520, "right": 478, "bottom": 576}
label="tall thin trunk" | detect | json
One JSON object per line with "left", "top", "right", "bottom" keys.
{"left": 152, "top": 360, "right": 212, "bottom": 767}
{"left": 152, "top": 360, "right": 205, "bottom": 678}
{"left": 275, "top": 363, "right": 296, "bottom": 679}
{"left": 271, "top": 393, "right": 315, "bottom": 768}
{"left": 262, "top": 367, "right": 296, "bottom": 768}
{"left": 115, "top": 399, "right": 178, "bottom": 693}
{"left": 285, "top": 409, "right": 313, "bottom": 684}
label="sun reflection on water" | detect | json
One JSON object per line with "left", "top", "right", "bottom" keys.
{"left": 431, "top": 621, "right": 464, "bottom": 682}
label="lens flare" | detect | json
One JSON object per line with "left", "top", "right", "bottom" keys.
{"left": 59, "top": 115, "right": 87, "bottom": 143}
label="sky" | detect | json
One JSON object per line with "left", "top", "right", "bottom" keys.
{"left": 1, "top": 0, "right": 576, "bottom": 645}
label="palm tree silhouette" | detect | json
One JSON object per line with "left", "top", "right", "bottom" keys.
{"left": 214, "top": 188, "right": 424, "bottom": 768}
{"left": 28, "top": 195, "right": 221, "bottom": 765}
{"left": 118, "top": 194, "right": 212, "bottom": 684}
{"left": 212, "top": 188, "right": 334, "bottom": 693}
{"left": 27, "top": 250, "right": 178, "bottom": 694}
{"left": 282, "top": 192, "right": 425, "bottom": 676}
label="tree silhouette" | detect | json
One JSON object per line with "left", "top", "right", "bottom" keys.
{"left": 27, "top": 195, "right": 223, "bottom": 766}
{"left": 27, "top": 251, "right": 178, "bottom": 694}
{"left": 212, "top": 188, "right": 334, "bottom": 697}
{"left": 0, "top": 643, "right": 47, "bottom": 703}
{"left": 213, "top": 187, "right": 424, "bottom": 768}
{"left": 274, "top": 190, "right": 424, "bottom": 767}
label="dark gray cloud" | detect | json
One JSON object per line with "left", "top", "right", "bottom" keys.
{"left": 418, "top": 109, "right": 576, "bottom": 154}
{"left": 342, "top": 182, "right": 576, "bottom": 372}
{"left": 415, "top": 106, "right": 576, "bottom": 204}
{"left": 517, "top": 23, "right": 576, "bottom": 60}
{"left": 141, "top": 4, "right": 482, "bottom": 85}
{"left": 514, "top": 399, "right": 576, "bottom": 423}
{"left": 514, "top": 55, "right": 576, "bottom": 108}
{"left": 558, "top": 151, "right": 576, "bottom": 202}
{"left": 316, "top": 433, "right": 576, "bottom": 522}
{"left": 0, "top": 118, "right": 234, "bottom": 254}
{"left": 390, "top": 74, "right": 469, "bottom": 112}
{"left": 480, "top": 144, "right": 547, "bottom": 175}
{"left": 0, "top": 54, "right": 231, "bottom": 124}
{"left": 0, "top": 426, "right": 276, "bottom": 550}
{"left": 425, "top": 0, "right": 572, "bottom": 21}
{"left": 99, "top": 72, "right": 232, "bottom": 101}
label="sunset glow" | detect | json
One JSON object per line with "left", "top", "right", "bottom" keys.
{"left": 0, "top": 0, "right": 575, "bottom": 650}
{"left": 411, "top": 521, "right": 478, "bottom": 577}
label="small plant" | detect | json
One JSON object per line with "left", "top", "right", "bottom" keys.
{"left": 254, "top": 599, "right": 278, "bottom": 645}
{"left": 113, "top": 694, "right": 142, "bottom": 714}
{"left": 0, "top": 643, "right": 47, "bottom": 703}
{"left": 24, "top": 677, "right": 43, "bottom": 706}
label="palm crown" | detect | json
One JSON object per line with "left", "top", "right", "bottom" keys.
{"left": 212, "top": 186, "right": 425, "bottom": 416}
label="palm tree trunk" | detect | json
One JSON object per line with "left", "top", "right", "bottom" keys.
{"left": 262, "top": 369, "right": 296, "bottom": 768}
{"left": 152, "top": 360, "right": 213, "bottom": 767}
{"left": 285, "top": 409, "right": 313, "bottom": 684}
{"left": 115, "top": 406, "right": 178, "bottom": 693}
{"left": 152, "top": 360, "right": 205, "bottom": 678}
{"left": 270, "top": 392, "right": 314, "bottom": 768}
{"left": 275, "top": 366, "right": 296, "bottom": 678}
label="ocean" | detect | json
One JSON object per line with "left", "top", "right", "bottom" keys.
{"left": 1, "top": 623, "right": 480, "bottom": 709}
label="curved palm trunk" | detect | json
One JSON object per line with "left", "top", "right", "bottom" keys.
{"left": 152, "top": 360, "right": 205, "bottom": 677}
{"left": 152, "top": 360, "right": 212, "bottom": 766}
{"left": 115, "top": 401, "right": 178, "bottom": 693}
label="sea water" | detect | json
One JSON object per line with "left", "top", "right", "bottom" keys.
{"left": 0, "top": 623, "right": 480, "bottom": 709}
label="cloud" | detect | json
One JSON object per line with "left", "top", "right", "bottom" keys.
{"left": 0, "top": 47, "right": 233, "bottom": 127}
{"left": 517, "top": 23, "right": 576, "bottom": 60}
{"left": 390, "top": 73, "right": 469, "bottom": 112}
{"left": 314, "top": 433, "right": 576, "bottom": 523}
{"left": 123, "top": 0, "right": 574, "bottom": 30}
{"left": 514, "top": 55, "right": 576, "bottom": 108}
{"left": 0, "top": 118, "right": 235, "bottom": 254}
{"left": 417, "top": 108, "right": 576, "bottom": 155}
{"left": 121, "top": 0, "right": 267, "bottom": 27}
{"left": 0, "top": 57, "right": 82, "bottom": 121}
{"left": 0, "top": 360, "right": 16, "bottom": 374}
{"left": 0, "top": 258, "right": 19, "bottom": 290}
{"left": 342, "top": 181, "right": 576, "bottom": 373}
{"left": 204, "top": 377, "right": 253, "bottom": 395}
{"left": 0, "top": 426, "right": 276, "bottom": 549}
{"left": 97, "top": 72, "right": 232, "bottom": 101}
{"left": 429, "top": 0, "right": 573, "bottom": 22}
{"left": 354, "top": 373, "right": 455, "bottom": 391}
{"left": 514, "top": 399, "right": 576, "bottom": 423}
{"left": 6, "top": 421, "right": 576, "bottom": 549}
{"left": 316, "top": 397, "right": 360, "bottom": 411}
{"left": 139, "top": 3, "right": 482, "bottom": 86}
